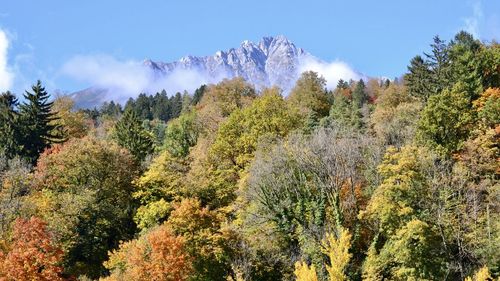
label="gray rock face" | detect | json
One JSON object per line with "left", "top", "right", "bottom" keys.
{"left": 70, "top": 36, "right": 314, "bottom": 108}
{"left": 144, "top": 35, "right": 309, "bottom": 91}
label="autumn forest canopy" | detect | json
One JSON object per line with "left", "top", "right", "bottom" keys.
{"left": 0, "top": 31, "right": 499, "bottom": 281}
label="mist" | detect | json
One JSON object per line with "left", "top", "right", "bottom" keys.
{"left": 61, "top": 53, "right": 363, "bottom": 104}
{"left": 298, "top": 56, "right": 363, "bottom": 89}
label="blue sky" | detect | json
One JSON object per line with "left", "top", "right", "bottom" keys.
{"left": 0, "top": 0, "right": 498, "bottom": 95}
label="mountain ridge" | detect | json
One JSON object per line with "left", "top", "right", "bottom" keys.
{"left": 70, "top": 36, "right": 333, "bottom": 108}
{"left": 142, "top": 35, "right": 309, "bottom": 90}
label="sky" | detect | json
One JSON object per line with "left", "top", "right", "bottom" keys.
{"left": 0, "top": 0, "right": 498, "bottom": 97}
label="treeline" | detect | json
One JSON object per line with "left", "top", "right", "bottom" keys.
{"left": 85, "top": 85, "right": 207, "bottom": 122}
{"left": 0, "top": 31, "right": 498, "bottom": 281}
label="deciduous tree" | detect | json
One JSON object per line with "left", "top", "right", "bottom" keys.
{"left": 0, "top": 217, "right": 66, "bottom": 281}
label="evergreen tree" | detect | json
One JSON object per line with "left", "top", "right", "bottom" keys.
{"left": 324, "top": 93, "right": 362, "bottom": 129}
{"left": 100, "top": 100, "right": 122, "bottom": 117}
{"left": 383, "top": 79, "right": 390, "bottom": 88}
{"left": 18, "top": 81, "right": 62, "bottom": 164}
{"left": 181, "top": 90, "right": 192, "bottom": 112}
{"left": 337, "top": 79, "right": 349, "bottom": 90}
{"left": 170, "top": 92, "right": 183, "bottom": 119}
{"left": 0, "top": 91, "right": 21, "bottom": 158}
{"left": 124, "top": 97, "right": 135, "bottom": 113}
{"left": 191, "top": 85, "right": 206, "bottom": 105}
{"left": 448, "top": 31, "right": 483, "bottom": 98}
{"left": 135, "top": 93, "right": 153, "bottom": 120}
{"left": 405, "top": 55, "right": 434, "bottom": 101}
{"left": 352, "top": 79, "right": 368, "bottom": 108}
{"left": 152, "top": 90, "right": 171, "bottom": 121}
{"left": 115, "top": 108, "right": 154, "bottom": 161}
{"left": 425, "top": 35, "right": 451, "bottom": 92}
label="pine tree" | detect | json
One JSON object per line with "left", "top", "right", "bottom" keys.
{"left": 191, "top": 85, "right": 206, "bottom": 105}
{"left": 352, "top": 79, "right": 368, "bottom": 108}
{"left": 115, "top": 108, "right": 154, "bottom": 161}
{"left": 18, "top": 81, "right": 62, "bottom": 164}
{"left": 170, "top": 92, "right": 183, "bottom": 119}
{"left": 135, "top": 93, "right": 153, "bottom": 120}
{"left": 100, "top": 100, "right": 122, "bottom": 117}
{"left": 152, "top": 90, "right": 171, "bottom": 121}
{"left": 0, "top": 91, "right": 21, "bottom": 158}
{"left": 405, "top": 55, "right": 434, "bottom": 101}
{"left": 425, "top": 36, "right": 451, "bottom": 93}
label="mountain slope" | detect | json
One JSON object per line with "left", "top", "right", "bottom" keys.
{"left": 69, "top": 35, "right": 338, "bottom": 108}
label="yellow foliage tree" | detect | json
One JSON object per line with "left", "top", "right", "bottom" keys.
{"left": 293, "top": 228, "right": 352, "bottom": 281}
{"left": 51, "top": 96, "right": 91, "bottom": 139}
{"left": 322, "top": 228, "right": 352, "bottom": 281}
{"left": 464, "top": 266, "right": 492, "bottom": 281}
{"left": 294, "top": 261, "right": 318, "bottom": 281}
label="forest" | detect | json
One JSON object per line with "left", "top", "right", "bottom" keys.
{"left": 0, "top": 31, "right": 498, "bottom": 281}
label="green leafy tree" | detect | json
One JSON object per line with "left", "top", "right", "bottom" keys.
{"left": 164, "top": 111, "right": 200, "bottom": 158}
{"left": 205, "top": 88, "right": 301, "bottom": 209}
{"left": 209, "top": 88, "right": 300, "bottom": 171}
{"left": 288, "top": 71, "right": 330, "bottom": 118}
{"left": 32, "top": 136, "right": 139, "bottom": 278}
{"left": 361, "top": 146, "right": 447, "bottom": 281}
{"left": 417, "top": 83, "right": 474, "bottom": 155}
{"left": 478, "top": 42, "right": 500, "bottom": 90}
{"left": 132, "top": 150, "right": 190, "bottom": 230}
{"left": 115, "top": 108, "right": 154, "bottom": 161}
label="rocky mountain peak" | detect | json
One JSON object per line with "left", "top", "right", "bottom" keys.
{"left": 144, "top": 35, "right": 310, "bottom": 91}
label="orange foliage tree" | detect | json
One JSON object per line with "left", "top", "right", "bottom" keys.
{"left": 103, "top": 224, "right": 192, "bottom": 281}
{"left": 0, "top": 217, "right": 66, "bottom": 281}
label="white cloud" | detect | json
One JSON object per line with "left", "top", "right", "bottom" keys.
{"left": 463, "top": 0, "right": 483, "bottom": 38}
{"left": 61, "top": 53, "right": 363, "bottom": 104}
{"left": 0, "top": 29, "right": 14, "bottom": 92}
{"left": 298, "top": 56, "right": 363, "bottom": 89}
{"left": 61, "top": 54, "right": 218, "bottom": 103}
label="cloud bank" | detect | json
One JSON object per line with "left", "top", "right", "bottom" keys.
{"left": 298, "top": 56, "right": 362, "bottom": 89}
{"left": 0, "top": 29, "right": 14, "bottom": 91}
{"left": 61, "top": 55, "right": 219, "bottom": 103}
{"left": 61, "top": 53, "right": 363, "bottom": 104}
